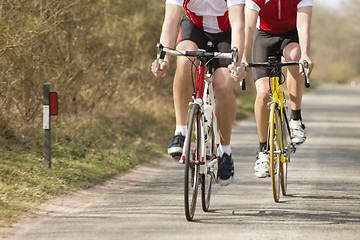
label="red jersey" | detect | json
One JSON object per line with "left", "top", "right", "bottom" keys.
{"left": 246, "top": 0, "right": 313, "bottom": 35}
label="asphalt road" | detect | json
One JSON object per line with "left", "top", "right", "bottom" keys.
{"left": 9, "top": 85, "right": 360, "bottom": 240}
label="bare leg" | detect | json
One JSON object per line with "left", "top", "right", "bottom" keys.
{"left": 254, "top": 77, "right": 270, "bottom": 143}
{"left": 284, "top": 43, "right": 303, "bottom": 111}
{"left": 173, "top": 40, "right": 198, "bottom": 125}
{"left": 213, "top": 68, "right": 236, "bottom": 146}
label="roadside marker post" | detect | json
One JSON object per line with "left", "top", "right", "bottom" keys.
{"left": 43, "top": 83, "right": 58, "bottom": 168}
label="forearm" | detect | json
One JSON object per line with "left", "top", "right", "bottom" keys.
{"left": 243, "top": 24, "right": 256, "bottom": 62}
{"left": 297, "top": 6, "right": 312, "bottom": 58}
{"left": 243, "top": 8, "right": 258, "bottom": 62}
{"left": 229, "top": 5, "right": 245, "bottom": 62}
{"left": 159, "top": 4, "right": 182, "bottom": 62}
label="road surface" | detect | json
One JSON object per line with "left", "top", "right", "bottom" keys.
{"left": 7, "top": 85, "right": 360, "bottom": 239}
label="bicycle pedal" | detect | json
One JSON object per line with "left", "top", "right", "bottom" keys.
{"left": 172, "top": 156, "right": 180, "bottom": 162}
{"left": 170, "top": 152, "right": 182, "bottom": 160}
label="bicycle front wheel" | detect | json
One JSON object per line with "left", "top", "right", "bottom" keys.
{"left": 184, "top": 104, "right": 201, "bottom": 221}
{"left": 269, "top": 102, "right": 281, "bottom": 202}
{"left": 281, "top": 110, "right": 291, "bottom": 196}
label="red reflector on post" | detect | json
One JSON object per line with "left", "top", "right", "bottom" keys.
{"left": 50, "top": 92, "right": 58, "bottom": 115}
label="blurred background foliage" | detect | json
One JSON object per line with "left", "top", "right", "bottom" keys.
{"left": 311, "top": 0, "right": 360, "bottom": 84}
{"left": 0, "top": 0, "right": 359, "bottom": 148}
{"left": 0, "top": 0, "right": 174, "bottom": 143}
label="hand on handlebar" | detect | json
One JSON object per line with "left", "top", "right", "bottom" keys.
{"left": 228, "top": 46, "right": 247, "bottom": 82}
{"left": 228, "top": 64, "right": 247, "bottom": 82}
{"left": 299, "top": 57, "right": 313, "bottom": 88}
{"left": 299, "top": 57, "right": 314, "bottom": 77}
{"left": 151, "top": 59, "right": 169, "bottom": 77}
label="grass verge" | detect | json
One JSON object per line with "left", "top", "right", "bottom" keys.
{"left": 0, "top": 93, "right": 255, "bottom": 227}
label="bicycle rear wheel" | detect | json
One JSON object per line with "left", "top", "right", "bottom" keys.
{"left": 184, "top": 104, "right": 201, "bottom": 221}
{"left": 201, "top": 117, "right": 216, "bottom": 212}
{"left": 280, "top": 160, "right": 288, "bottom": 196}
{"left": 269, "top": 102, "right": 281, "bottom": 202}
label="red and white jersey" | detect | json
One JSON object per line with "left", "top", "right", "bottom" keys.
{"left": 246, "top": 0, "right": 313, "bottom": 35}
{"left": 166, "top": 0, "right": 245, "bottom": 33}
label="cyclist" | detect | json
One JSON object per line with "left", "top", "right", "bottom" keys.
{"left": 242, "top": 0, "right": 314, "bottom": 178}
{"left": 151, "top": 0, "right": 247, "bottom": 186}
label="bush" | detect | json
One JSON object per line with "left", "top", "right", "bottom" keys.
{"left": 0, "top": 0, "right": 173, "bottom": 142}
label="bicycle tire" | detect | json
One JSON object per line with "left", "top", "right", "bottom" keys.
{"left": 280, "top": 161, "right": 288, "bottom": 196}
{"left": 184, "top": 104, "right": 201, "bottom": 221}
{"left": 201, "top": 117, "right": 216, "bottom": 212}
{"left": 280, "top": 110, "right": 290, "bottom": 196}
{"left": 269, "top": 102, "right": 281, "bottom": 202}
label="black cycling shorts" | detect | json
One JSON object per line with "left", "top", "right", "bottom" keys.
{"left": 252, "top": 29, "right": 299, "bottom": 81}
{"left": 177, "top": 15, "right": 232, "bottom": 70}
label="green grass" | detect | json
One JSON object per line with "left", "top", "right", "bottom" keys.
{"left": 236, "top": 91, "right": 256, "bottom": 120}
{"left": 0, "top": 108, "right": 173, "bottom": 227}
{"left": 0, "top": 93, "right": 254, "bottom": 227}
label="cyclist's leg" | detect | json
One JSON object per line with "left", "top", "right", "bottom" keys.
{"left": 213, "top": 68, "right": 235, "bottom": 147}
{"left": 210, "top": 31, "right": 234, "bottom": 185}
{"left": 254, "top": 78, "right": 270, "bottom": 145}
{"left": 252, "top": 30, "right": 282, "bottom": 177}
{"left": 212, "top": 68, "right": 235, "bottom": 185}
{"left": 283, "top": 42, "right": 303, "bottom": 113}
{"left": 254, "top": 78, "right": 271, "bottom": 178}
{"left": 168, "top": 16, "right": 206, "bottom": 158}
{"left": 252, "top": 30, "right": 282, "bottom": 147}
{"left": 282, "top": 29, "right": 306, "bottom": 144}
{"left": 167, "top": 40, "right": 195, "bottom": 158}
{"left": 210, "top": 30, "right": 235, "bottom": 148}
{"left": 173, "top": 16, "right": 204, "bottom": 128}
{"left": 173, "top": 40, "right": 197, "bottom": 127}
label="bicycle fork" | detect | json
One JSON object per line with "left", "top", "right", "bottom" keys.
{"left": 269, "top": 77, "right": 290, "bottom": 164}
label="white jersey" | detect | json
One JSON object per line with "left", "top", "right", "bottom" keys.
{"left": 166, "top": 0, "right": 245, "bottom": 33}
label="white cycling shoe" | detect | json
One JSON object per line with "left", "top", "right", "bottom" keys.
{"left": 254, "top": 152, "right": 270, "bottom": 178}
{"left": 289, "top": 119, "right": 306, "bottom": 145}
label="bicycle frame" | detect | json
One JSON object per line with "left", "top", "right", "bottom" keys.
{"left": 269, "top": 75, "right": 288, "bottom": 164}
{"left": 182, "top": 56, "right": 220, "bottom": 177}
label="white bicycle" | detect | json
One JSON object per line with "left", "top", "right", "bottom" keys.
{"left": 156, "top": 43, "right": 239, "bottom": 221}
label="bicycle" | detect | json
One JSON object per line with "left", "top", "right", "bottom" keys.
{"left": 247, "top": 57, "right": 310, "bottom": 202}
{"left": 155, "top": 43, "right": 238, "bottom": 221}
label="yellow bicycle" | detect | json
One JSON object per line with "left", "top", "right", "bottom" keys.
{"left": 249, "top": 57, "right": 310, "bottom": 202}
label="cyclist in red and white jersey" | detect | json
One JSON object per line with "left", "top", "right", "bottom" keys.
{"left": 151, "top": 0, "right": 247, "bottom": 186}
{"left": 242, "top": 0, "right": 314, "bottom": 178}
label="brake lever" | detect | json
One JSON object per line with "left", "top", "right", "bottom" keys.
{"left": 240, "top": 62, "right": 246, "bottom": 91}
{"left": 302, "top": 60, "right": 311, "bottom": 88}
{"left": 231, "top": 47, "right": 246, "bottom": 90}
{"left": 231, "top": 47, "right": 238, "bottom": 77}
{"left": 155, "top": 43, "right": 165, "bottom": 73}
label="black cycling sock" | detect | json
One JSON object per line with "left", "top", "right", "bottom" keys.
{"left": 291, "top": 109, "right": 302, "bottom": 121}
{"left": 259, "top": 142, "right": 267, "bottom": 152}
